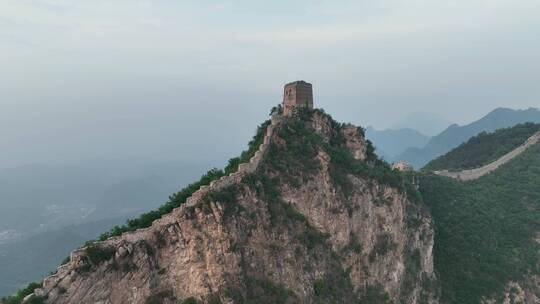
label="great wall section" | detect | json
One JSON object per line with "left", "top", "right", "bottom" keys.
{"left": 433, "top": 131, "right": 540, "bottom": 181}
{"left": 31, "top": 80, "right": 315, "bottom": 301}
{"left": 38, "top": 114, "right": 283, "bottom": 293}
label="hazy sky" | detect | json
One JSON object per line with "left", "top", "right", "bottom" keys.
{"left": 1, "top": 0, "right": 540, "bottom": 168}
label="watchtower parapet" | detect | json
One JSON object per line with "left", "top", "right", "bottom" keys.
{"left": 283, "top": 80, "right": 313, "bottom": 116}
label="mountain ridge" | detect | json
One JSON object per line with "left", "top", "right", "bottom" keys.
{"left": 397, "top": 107, "right": 540, "bottom": 168}
{"left": 424, "top": 123, "right": 540, "bottom": 180}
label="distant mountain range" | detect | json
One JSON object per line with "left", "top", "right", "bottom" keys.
{"left": 390, "top": 111, "right": 452, "bottom": 136}
{"left": 396, "top": 107, "right": 540, "bottom": 168}
{"left": 365, "top": 127, "right": 430, "bottom": 160}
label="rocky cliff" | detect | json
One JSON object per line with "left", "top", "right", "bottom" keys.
{"left": 26, "top": 110, "right": 438, "bottom": 304}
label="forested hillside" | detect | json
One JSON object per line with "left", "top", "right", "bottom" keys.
{"left": 420, "top": 142, "right": 540, "bottom": 303}
{"left": 423, "top": 123, "right": 540, "bottom": 171}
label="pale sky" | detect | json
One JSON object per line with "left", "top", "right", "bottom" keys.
{"left": 1, "top": 0, "right": 540, "bottom": 168}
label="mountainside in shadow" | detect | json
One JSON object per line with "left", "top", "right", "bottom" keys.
{"left": 397, "top": 107, "right": 540, "bottom": 168}
{"left": 6, "top": 109, "right": 438, "bottom": 304}
{"left": 365, "top": 127, "right": 430, "bottom": 161}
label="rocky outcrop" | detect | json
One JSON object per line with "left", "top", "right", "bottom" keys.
{"left": 29, "top": 111, "right": 437, "bottom": 304}
{"left": 433, "top": 131, "right": 540, "bottom": 181}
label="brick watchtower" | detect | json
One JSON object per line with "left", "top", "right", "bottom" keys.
{"left": 282, "top": 80, "right": 313, "bottom": 116}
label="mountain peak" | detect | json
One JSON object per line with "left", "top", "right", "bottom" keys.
{"left": 20, "top": 105, "right": 436, "bottom": 304}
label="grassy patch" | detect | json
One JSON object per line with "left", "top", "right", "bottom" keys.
{"left": 85, "top": 244, "right": 116, "bottom": 265}
{"left": 271, "top": 109, "right": 421, "bottom": 204}
{"left": 0, "top": 282, "right": 42, "bottom": 304}
{"left": 181, "top": 298, "right": 198, "bottom": 304}
{"left": 359, "top": 285, "right": 391, "bottom": 304}
{"left": 368, "top": 233, "right": 396, "bottom": 262}
{"left": 313, "top": 271, "right": 356, "bottom": 304}
{"left": 226, "top": 279, "right": 295, "bottom": 304}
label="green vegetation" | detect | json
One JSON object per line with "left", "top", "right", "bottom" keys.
{"left": 359, "top": 285, "right": 391, "bottom": 304}
{"left": 73, "top": 244, "right": 116, "bottom": 273}
{"left": 368, "top": 233, "right": 396, "bottom": 262}
{"left": 264, "top": 108, "right": 421, "bottom": 204}
{"left": 262, "top": 115, "right": 322, "bottom": 185}
{"left": 226, "top": 279, "right": 295, "bottom": 304}
{"left": 207, "top": 295, "right": 222, "bottom": 304}
{"left": 144, "top": 289, "right": 176, "bottom": 304}
{"left": 343, "top": 233, "right": 363, "bottom": 254}
{"left": 222, "top": 120, "right": 271, "bottom": 175}
{"left": 424, "top": 123, "right": 540, "bottom": 171}
{"left": 24, "top": 296, "right": 45, "bottom": 304}
{"left": 85, "top": 244, "right": 115, "bottom": 265}
{"left": 420, "top": 142, "right": 540, "bottom": 303}
{"left": 200, "top": 185, "right": 241, "bottom": 216}
{"left": 312, "top": 268, "right": 359, "bottom": 304}
{"left": 181, "top": 297, "right": 198, "bottom": 304}
{"left": 0, "top": 282, "right": 42, "bottom": 304}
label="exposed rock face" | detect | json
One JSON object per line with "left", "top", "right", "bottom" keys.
{"left": 31, "top": 110, "right": 437, "bottom": 304}
{"left": 342, "top": 124, "right": 367, "bottom": 161}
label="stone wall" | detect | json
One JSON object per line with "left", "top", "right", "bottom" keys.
{"left": 434, "top": 131, "right": 540, "bottom": 181}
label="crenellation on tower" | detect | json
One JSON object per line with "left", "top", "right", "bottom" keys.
{"left": 282, "top": 80, "right": 313, "bottom": 116}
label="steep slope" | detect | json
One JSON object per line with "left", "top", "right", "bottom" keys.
{"left": 420, "top": 143, "right": 540, "bottom": 303}
{"left": 398, "top": 107, "right": 540, "bottom": 168}
{"left": 365, "top": 127, "right": 430, "bottom": 160}
{"left": 16, "top": 110, "right": 438, "bottom": 304}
